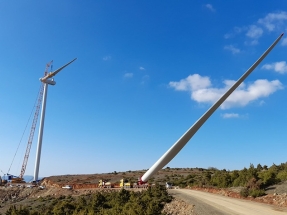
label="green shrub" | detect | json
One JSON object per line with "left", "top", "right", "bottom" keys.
{"left": 239, "top": 188, "right": 265, "bottom": 198}
{"left": 249, "top": 189, "right": 265, "bottom": 198}
{"left": 259, "top": 171, "right": 277, "bottom": 187}
{"left": 277, "top": 171, "right": 287, "bottom": 181}
{"left": 240, "top": 188, "right": 249, "bottom": 197}
{"left": 210, "top": 171, "right": 232, "bottom": 188}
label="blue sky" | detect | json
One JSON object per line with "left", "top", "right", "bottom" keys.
{"left": 1, "top": 1, "right": 287, "bottom": 178}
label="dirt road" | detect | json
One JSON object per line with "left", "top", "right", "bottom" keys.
{"left": 169, "top": 189, "right": 287, "bottom": 215}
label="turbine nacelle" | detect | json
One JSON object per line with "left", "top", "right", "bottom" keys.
{"left": 40, "top": 78, "right": 56, "bottom": 85}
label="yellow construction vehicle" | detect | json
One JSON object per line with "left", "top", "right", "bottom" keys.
{"left": 98, "top": 179, "right": 113, "bottom": 188}
{"left": 120, "top": 179, "right": 132, "bottom": 188}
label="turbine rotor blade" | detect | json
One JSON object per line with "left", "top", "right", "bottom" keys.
{"left": 41, "top": 58, "right": 77, "bottom": 82}
{"left": 141, "top": 33, "right": 284, "bottom": 183}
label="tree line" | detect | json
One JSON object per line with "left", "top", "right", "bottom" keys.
{"left": 168, "top": 162, "right": 287, "bottom": 197}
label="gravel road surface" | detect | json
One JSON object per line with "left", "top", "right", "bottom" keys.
{"left": 169, "top": 189, "right": 287, "bottom": 215}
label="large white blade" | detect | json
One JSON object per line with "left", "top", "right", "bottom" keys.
{"left": 141, "top": 33, "right": 284, "bottom": 183}
{"left": 41, "top": 58, "right": 77, "bottom": 82}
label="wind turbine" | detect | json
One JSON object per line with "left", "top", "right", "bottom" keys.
{"left": 140, "top": 33, "right": 284, "bottom": 183}
{"left": 33, "top": 58, "right": 77, "bottom": 182}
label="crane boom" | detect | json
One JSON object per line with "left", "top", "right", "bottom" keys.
{"left": 19, "top": 61, "right": 53, "bottom": 180}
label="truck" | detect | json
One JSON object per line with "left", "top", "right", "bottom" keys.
{"left": 120, "top": 179, "right": 132, "bottom": 188}
{"left": 98, "top": 178, "right": 149, "bottom": 189}
{"left": 62, "top": 185, "right": 72, "bottom": 189}
{"left": 98, "top": 180, "right": 113, "bottom": 188}
{"left": 166, "top": 182, "right": 172, "bottom": 189}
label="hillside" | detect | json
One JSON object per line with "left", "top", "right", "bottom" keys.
{"left": 1, "top": 163, "right": 287, "bottom": 214}
{"left": 41, "top": 167, "right": 204, "bottom": 187}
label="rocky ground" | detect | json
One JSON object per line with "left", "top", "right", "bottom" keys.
{"left": 0, "top": 173, "right": 286, "bottom": 214}
{"left": 163, "top": 197, "right": 195, "bottom": 215}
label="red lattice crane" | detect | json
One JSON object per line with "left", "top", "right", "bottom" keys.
{"left": 13, "top": 61, "right": 53, "bottom": 183}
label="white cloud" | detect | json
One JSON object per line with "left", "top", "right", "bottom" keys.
{"left": 103, "top": 56, "right": 111, "bottom": 61}
{"left": 139, "top": 67, "right": 145, "bottom": 70}
{"left": 141, "top": 75, "right": 150, "bottom": 84}
{"left": 246, "top": 25, "right": 263, "bottom": 39}
{"left": 224, "top": 34, "right": 232, "bottom": 39}
{"left": 259, "top": 100, "right": 266, "bottom": 106}
{"left": 221, "top": 113, "right": 239, "bottom": 119}
{"left": 225, "top": 11, "right": 287, "bottom": 46}
{"left": 169, "top": 74, "right": 211, "bottom": 91}
{"left": 282, "top": 37, "right": 287, "bottom": 46}
{"left": 205, "top": 4, "right": 215, "bottom": 12}
{"left": 262, "top": 61, "right": 287, "bottom": 74}
{"left": 258, "top": 11, "right": 287, "bottom": 31}
{"left": 124, "top": 73, "right": 133, "bottom": 78}
{"left": 245, "top": 39, "right": 259, "bottom": 46}
{"left": 169, "top": 74, "right": 283, "bottom": 109}
{"left": 224, "top": 45, "right": 241, "bottom": 54}
{"left": 250, "top": 40, "right": 259, "bottom": 45}
{"left": 224, "top": 27, "right": 245, "bottom": 39}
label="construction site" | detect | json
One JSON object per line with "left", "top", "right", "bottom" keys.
{"left": 1, "top": 33, "right": 287, "bottom": 214}
{"left": 1, "top": 167, "right": 287, "bottom": 214}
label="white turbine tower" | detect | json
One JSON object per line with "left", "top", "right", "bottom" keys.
{"left": 33, "top": 58, "right": 77, "bottom": 182}
{"left": 140, "top": 33, "right": 284, "bottom": 183}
